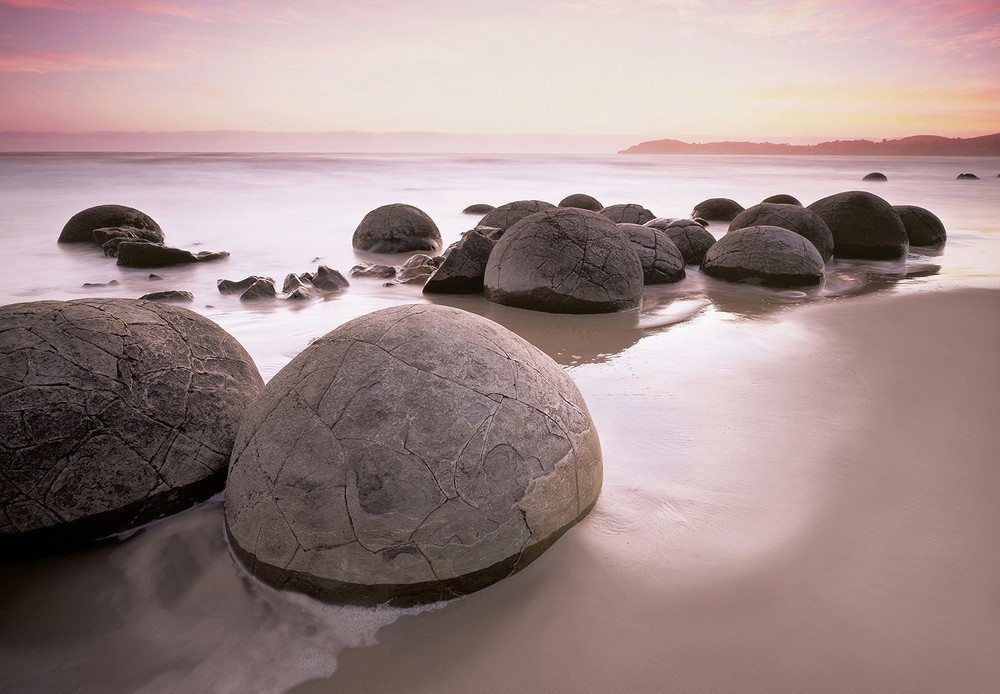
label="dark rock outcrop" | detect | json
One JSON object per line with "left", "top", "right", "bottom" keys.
{"left": 0, "top": 298, "right": 263, "bottom": 559}
{"left": 58, "top": 205, "right": 163, "bottom": 245}
{"left": 807, "top": 190, "right": 908, "bottom": 259}
{"left": 701, "top": 225, "right": 825, "bottom": 287}
{"left": 239, "top": 278, "right": 277, "bottom": 301}
{"left": 423, "top": 229, "right": 496, "bottom": 294}
{"left": 484, "top": 208, "right": 643, "bottom": 314}
{"left": 310, "top": 265, "right": 350, "bottom": 291}
{"left": 352, "top": 203, "right": 442, "bottom": 253}
{"left": 218, "top": 276, "right": 269, "bottom": 294}
{"left": 691, "top": 197, "right": 744, "bottom": 221}
{"left": 653, "top": 219, "right": 717, "bottom": 264}
{"left": 224, "top": 303, "right": 602, "bottom": 606}
{"left": 893, "top": 204, "right": 947, "bottom": 246}
{"left": 558, "top": 193, "right": 604, "bottom": 211}
{"left": 617, "top": 223, "right": 685, "bottom": 284}
{"left": 350, "top": 263, "right": 397, "bottom": 279}
{"left": 137, "top": 290, "right": 194, "bottom": 302}
{"left": 478, "top": 200, "right": 556, "bottom": 234}
{"left": 729, "top": 202, "right": 835, "bottom": 261}
{"left": 116, "top": 242, "right": 229, "bottom": 268}
{"left": 600, "top": 203, "right": 655, "bottom": 225}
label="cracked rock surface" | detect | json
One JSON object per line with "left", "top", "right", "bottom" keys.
{"left": 807, "top": 190, "right": 909, "bottom": 259}
{"left": 483, "top": 208, "right": 644, "bottom": 314}
{"left": 893, "top": 204, "right": 947, "bottom": 246}
{"left": 0, "top": 298, "right": 264, "bottom": 559}
{"left": 691, "top": 197, "right": 745, "bottom": 221}
{"left": 352, "top": 204, "right": 442, "bottom": 253}
{"left": 652, "top": 218, "right": 717, "bottom": 264}
{"left": 701, "top": 225, "right": 825, "bottom": 287}
{"left": 58, "top": 205, "right": 163, "bottom": 245}
{"left": 224, "top": 303, "right": 602, "bottom": 606}
{"left": 729, "top": 202, "right": 835, "bottom": 261}
{"left": 617, "top": 223, "right": 685, "bottom": 284}
{"left": 599, "top": 203, "right": 655, "bottom": 225}
{"left": 478, "top": 200, "right": 556, "bottom": 234}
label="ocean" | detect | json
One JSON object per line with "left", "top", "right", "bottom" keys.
{"left": 1, "top": 152, "right": 998, "bottom": 693}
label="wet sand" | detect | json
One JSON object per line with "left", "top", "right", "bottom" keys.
{"left": 298, "top": 287, "right": 1000, "bottom": 694}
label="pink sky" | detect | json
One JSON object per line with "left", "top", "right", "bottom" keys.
{"left": 0, "top": 0, "right": 997, "bottom": 145}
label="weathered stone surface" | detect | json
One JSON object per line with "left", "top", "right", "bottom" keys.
{"left": 462, "top": 203, "right": 495, "bottom": 214}
{"left": 729, "top": 202, "right": 835, "bottom": 261}
{"left": 653, "top": 219, "right": 717, "bottom": 264}
{"left": 761, "top": 194, "right": 802, "bottom": 206}
{"left": 600, "top": 203, "right": 655, "bottom": 225}
{"left": 240, "top": 278, "right": 276, "bottom": 301}
{"left": 643, "top": 218, "right": 677, "bottom": 231}
{"left": 92, "top": 226, "right": 165, "bottom": 246}
{"left": 423, "top": 229, "right": 496, "bottom": 294}
{"left": 893, "top": 204, "right": 947, "bottom": 246}
{"left": 807, "top": 190, "right": 909, "bottom": 259}
{"left": 352, "top": 204, "right": 442, "bottom": 253}
{"left": 137, "top": 290, "right": 194, "bottom": 303}
{"left": 701, "top": 225, "right": 825, "bottom": 287}
{"left": 58, "top": 205, "right": 163, "bottom": 245}
{"left": 617, "top": 223, "right": 685, "bottom": 284}
{"left": 558, "top": 193, "right": 604, "bottom": 211}
{"left": 385, "top": 254, "right": 438, "bottom": 286}
{"left": 224, "top": 303, "right": 602, "bottom": 606}
{"left": 218, "top": 276, "right": 269, "bottom": 294}
{"left": 478, "top": 200, "right": 556, "bottom": 234}
{"left": 102, "top": 236, "right": 154, "bottom": 258}
{"left": 0, "top": 298, "right": 263, "bottom": 559}
{"left": 863, "top": 172, "right": 888, "bottom": 181}
{"left": 691, "top": 197, "right": 744, "bottom": 221}
{"left": 484, "top": 208, "right": 643, "bottom": 314}
{"left": 116, "top": 242, "right": 229, "bottom": 268}
{"left": 350, "top": 263, "right": 396, "bottom": 279}
{"left": 311, "top": 265, "right": 350, "bottom": 291}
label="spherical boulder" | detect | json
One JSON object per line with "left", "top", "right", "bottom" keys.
{"left": 691, "top": 197, "right": 744, "bottom": 221}
{"left": 59, "top": 204, "right": 163, "bottom": 245}
{"left": 0, "top": 298, "right": 264, "bottom": 559}
{"left": 701, "top": 225, "right": 825, "bottom": 287}
{"left": 558, "top": 193, "right": 604, "bottom": 211}
{"left": 462, "top": 203, "right": 495, "bottom": 214}
{"left": 761, "top": 194, "right": 802, "bottom": 206}
{"left": 729, "top": 202, "right": 835, "bottom": 261}
{"left": 478, "top": 200, "right": 556, "bottom": 234}
{"left": 893, "top": 204, "right": 947, "bottom": 246}
{"left": 863, "top": 172, "right": 888, "bottom": 181}
{"left": 617, "top": 223, "right": 685, "bottom": 284}
{"left": 599, "top": 203, "right": 655, "bottom": 225}
{"left": 484, "top": 208, "right": 643, "bottom": 314}
{"left": 352, "top": 203, "right": 442, "bottom": 253}
{"left": 652, "top": 218, "right": 717, "bottom": 264}
{"left": 224, "top": 303, "right": 602, "bottom": 606}
{"left": 807, "top": 190, "right": 908, "bottom": 259}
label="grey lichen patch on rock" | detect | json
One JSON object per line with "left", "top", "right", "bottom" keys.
{"left": 729, "top": 202, "right": 835, "bottom": 261}
{"left": 701, "top": 225, "right": 825, "bottom": 287}
{"left": 807, "top": 190, "right": 908, "bottom": 259}
{"left": 0, "top": 298, "right": 264, "bottom": 559}
{"left": 352, "top": 203, "right": 442, "bottom": 253}
{"left": 617, "top": 223, "right": 685, "bottom": 284}
{"left": 225, "top": 304, "right": 602, "bottom": 606}
{"left": 483, "top": 208, "right": 644, "bottom": 314}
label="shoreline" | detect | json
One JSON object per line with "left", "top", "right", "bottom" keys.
{"left": 301, "top": 286, "right": 1000, "bottom": 694}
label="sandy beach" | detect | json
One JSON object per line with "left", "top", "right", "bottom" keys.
{"left": 298, "top": 287, "right": 1000, "bottom": 694}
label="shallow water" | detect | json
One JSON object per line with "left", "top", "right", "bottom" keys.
{"left": 0, "top": 152, "right": 998, "bottom": 693}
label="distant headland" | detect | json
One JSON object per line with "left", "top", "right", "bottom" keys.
{"left": 620, "top": 133, "right": 1000, "bottom": 156}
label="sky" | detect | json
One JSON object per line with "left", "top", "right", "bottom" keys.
{"left": 0, "top": 0, "right": 997, "bottom": 148}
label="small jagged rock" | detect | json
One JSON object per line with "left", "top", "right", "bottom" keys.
{"left": 240, "top": 278, "right": 277, "bottom": 301}
{"left": 350, "top": 263, "right": 397, "bottom": 279}
{"left": 423, "top": 229, "right": 496, "bottom": 294}
{"left": 218, "top": 276, "right": 268, "bottom": 294}
{"left": 311, "top": 265, "right": 350, "bottom": 291}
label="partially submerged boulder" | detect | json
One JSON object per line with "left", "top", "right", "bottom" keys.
{"left": 224, "top": 303, "right": 602, "bottom": 606}
{"left": 863, "top": 172, "right": 888, "bottom": 181}
{"left": 218, "top": 276, "right": 269, "bottom": 294}
{"left": 352, "top": 204, "right": 442, "bottom": 253}
{"left": 484, "top": 208, "right": 643, "bottom": 314}
{"left": 807, "top": 190, "right": 908, "bottom": 259}
{"left": 691, "top": 197, "right": 744, "bottom": 221}
{"left": 478, "top": 200, "right": 556, "bottom": 234}
{"left": 58, "top": 205, "right": 163, "bottom": 245}
{"left": 462, "top": 203, "right": 495, "bottom": 215}
{"left": 617, "top": 223, "right": 685, "bottom": 284}
{"left": 761, "top": 194, "right": 802, "bottom": 206}
{"left": 653, "top": 219, "right": 717, "bottom": 264}
{"left": 116, "top": 242, "right": 229, "bottom": 268}
{"left": 0, "top": 298, "right": 263, "bottom": 559}
{"left": 893, "top": 204, "right": 947, "bottom": 246}
{"left": 558, "top": 193, "right": 603, "bottom": 211}
{"left": 600, "top": 203, "right": 655, "bottom": 225}
{"left": 701, "top": 225, "right": 825, "bottom": 287}
{"left": 729, "top": 202, "right": 835, "bottom": 261}
{"left": 137, "top": 290, "right": 194, "bottom": 303}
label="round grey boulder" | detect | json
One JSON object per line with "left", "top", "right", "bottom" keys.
{"left": 600, "top": 203, "right": 655, "bottom": 225}
{"left": 0, "top": 298, "right": 264, "bottom": 559}
{"left": 352, "top": 203, "right": 442, "bottom": 253}
{"left": 761, "top": 194, "right": 802, "bottom": 206}
{"left": 224, "top": 303, "right": 602, "bottom": 606}
{"left": 484, "top": 208, "right": 644, "bottom": 314}
{"left": 59, "top": 204, "right": 163, "bottom": 245}
{"left": 478, "top": 200, "right": 556, "bottom": 234}
{"left": 691, "top": 197, "right": 744, "bottom": 221}
{"left": 807, "top": 190, "right": 908, "bottom": 259}
{"left": 729, "top": 202, "right": 835, "bottom": 261}
{"left": 617, "top": 223, "right": 685, "bottom": 284}
{"left": 701, "top": 225, "right": 825, "bottom": 287}
{"left": 893, "top": 204, "right": 947, "bottom": 246}
{"left": 863, "top": 172, "right": 888, "bottom": 181}
{"left": 462, "top": 203, "right": 495, "bottom": 214}
{"left": 652, "top": 218, "right": 717, "bottom": 264}
{"left": 558, "top": 193, "right": 604, "bottom": 211}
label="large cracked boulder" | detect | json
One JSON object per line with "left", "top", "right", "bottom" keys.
{"left": 352, "top": 203, "right": 442, "bottom": 253}
{"left": 59, "top": 205, "right": 164, "bottom": 245}
{"left": 0, "top": 298, "right": 264, "bottom": 559}
{"left": 650, "top": 219, "right": 717, "bottom": 264}
{"left": 893, "top": 204, "right": 947, "bottom": 246}
{"left": 729, "top": 202, "right": 835, "bottom": 261}
{"left": 701, "top": 225, "right": 825, "bottom": 287}
{"left": 224, "top": 304, "right": 602, "bottom": 606}
{"left": 478, "top": 200, "right": 556, "bottom": 234}
{"left": 807, "top": 191, "right": 908, "bottom": 259}
{"left": 484, "top": 208, "right": 644, "bottom": 314}
{"left": 617, "top": 223, "right": 685, "bottom": 284}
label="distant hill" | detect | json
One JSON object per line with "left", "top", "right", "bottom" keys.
{"left": 620, "top": 133, "right": 1000, "bottom": 156}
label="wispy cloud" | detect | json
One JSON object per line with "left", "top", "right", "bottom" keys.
{"left": 0, "top": 0, "right": 214, "bottom": 19}
{"left": 0, "top": 45, "right": 168, "bottom": 72}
